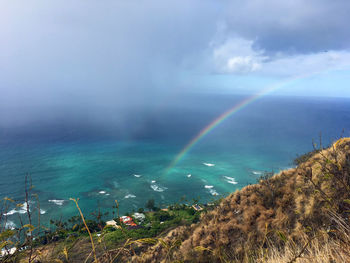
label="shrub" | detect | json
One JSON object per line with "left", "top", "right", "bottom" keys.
{"left": 154, "top": 211, "right": 173, "bottom": 222}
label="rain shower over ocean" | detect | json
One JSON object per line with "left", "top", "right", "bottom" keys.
{"left": 1, "top": 94, "right": 350, "bottom": 226}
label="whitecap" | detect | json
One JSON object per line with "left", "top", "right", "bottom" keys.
{"left": 209, "top": 189, "right": 219, "bottom": 196}
{"left": 5, "top": 221, "right": 16, "bottom": 230}
{"left": 99, "top": 191, "right": 106, "bottom": 194}
{"left": 40, "top": 209, "right": 46, "bottom": 215}
{"left": 187, "top": 174, "right": 192, "bottom": 178}
{"left": 151, "top": 180, "right": 156, "bottom": 183}
{"left": 4, "top": 202, "right": 29, "bottom": 216}
{"left": 203, "top": 163, "right": 215, "bottom": 167}
{"left": 4, "top": 209, "right": 17, "bottom": 216}
{"left": 124, "top": 194, "right": 136, "bottom": 199}
{"left": 105, "top": 193, "right": 110, "bottom": 196}
{"left": 134, "top": 174, "right": 142, "bottom": 178}
{"left": 48, "top": 200, "right": 65, "bottom": 206}
{"left": 224, "top": 176, "right": 238, "bottom": 185}
{"left": 204, "top": 185, "right": 214, "bottom": 189}
{"left": 252, "top": 170, "right": 263, "bottom": 175}
{"left": 18, "top": 206, "right": 27, "bottom": 214}
{"left": 150, "top": 183, "right": 167, "bottom": 192}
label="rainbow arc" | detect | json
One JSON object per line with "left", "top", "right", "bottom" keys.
{"left": 163, "top": 70, "right": 335, "bottom": 176}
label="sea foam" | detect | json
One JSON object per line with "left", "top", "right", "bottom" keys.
{"left": 5, "top": 221, "right": 16, "bottom": 230}
{"left": 124, "top": 194, "right": 136, "bottom": 199}
{"left": 224, "top": 176, "right": 238, "bottom": 185}
{"left": 150, "top": 183, "right": 167, "bottom": 192}
{"left": 209, "top": 189, "right": 219, "bottom": 196}
{"left": 4, "top": 202, "right": 29, "bottom": 216}
{"left": 203, "top": 163, "right": 215, "bottom": 167}
{"left": 48, "top": 200, "right": 65, "bottom": 206}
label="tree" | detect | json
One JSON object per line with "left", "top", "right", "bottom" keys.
{"left": 146, "top": 199, "right": 155, "bottom": 211}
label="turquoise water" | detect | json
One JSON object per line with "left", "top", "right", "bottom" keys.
{"left": 1, "top": 94, "right": 350, "bottom": 226}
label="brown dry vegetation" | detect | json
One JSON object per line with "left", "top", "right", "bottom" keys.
{"left": 132, "top": 138, "right": 350, "bottom": 262}
{"left": 9, "top": 138, "right": 350, "bottom": 263}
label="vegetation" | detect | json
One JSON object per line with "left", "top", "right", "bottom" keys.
{"left": 0, "top": 187, "right": 203, "bottom": 262}
{"left": 1, "top": 138, "right": 350, "bottom": 262}
{"left": 134, "top": 138, "right": 350, "bottom": 262}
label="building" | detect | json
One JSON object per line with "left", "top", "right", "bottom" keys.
{"left": 119, "top": 216, "right": 137, "bottom": 226}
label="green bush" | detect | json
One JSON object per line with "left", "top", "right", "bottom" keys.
{"left": 103, "top": 225, "right": 117, "bottom": 233}
{"left": 153, "top": 210, "right": 173, "bottom": 222}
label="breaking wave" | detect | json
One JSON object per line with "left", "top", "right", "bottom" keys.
{"left": 224, "top": 176, "right": 238, "bottom": 185}
{"left": 150, "top": 183, "right": 167, "bottom": 192}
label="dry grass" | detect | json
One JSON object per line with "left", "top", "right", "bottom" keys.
{"left": 263, "top": 213, "right": 350, "bottom": 263}
{"left": 8, "top": 138, "right": 350, "bottom": 263}
{"left": 133, "top": 138, "right": 350, "bottom": 262}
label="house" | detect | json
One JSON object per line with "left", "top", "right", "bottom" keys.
{"left": 133, "top": 212, "right": 145, "bottom": 222}
{"left": 119, "top": 216, "right": 137, "bottom": 226}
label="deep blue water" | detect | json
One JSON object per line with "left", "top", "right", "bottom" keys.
{"left": 1, "top": 94, "right": 350, "bottom": 226}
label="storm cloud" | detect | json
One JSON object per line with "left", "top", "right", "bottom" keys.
{"left": 221, "top": 0, "right": 350, "bottom": 54}
{"left": 1, "top": 0, "right": 350, "bottom": 128}
{"left": 0, "top": 0, "right": 222, "bottom": 126}
{"left": 207, "top": 0, "right": 350, "bottom": 76}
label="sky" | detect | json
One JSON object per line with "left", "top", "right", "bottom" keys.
{"left": 1, "top": 0, "right": 350, "bottom": 127}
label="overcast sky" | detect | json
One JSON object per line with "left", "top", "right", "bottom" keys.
{"left": 1, "top": 0, "right": 350, "bottom": 126}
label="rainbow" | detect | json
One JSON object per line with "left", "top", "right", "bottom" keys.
{"left": 163, "top": 73, "right": 320, "bottom": 176}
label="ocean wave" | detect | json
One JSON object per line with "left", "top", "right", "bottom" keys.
{"left": 134, "top": 174, "right": 142, "bottom": 178}
{"left": 99, "top": 191, "right": 107, "bottom": 194}
{"left": 252, "top": 170, "right": 263, "bottom": 175}
{"left": 4, "top": 209, "right": 17, "bottom": 216}
{"left": 187, "top": 174, "right": 192, "bottom": 178}
{"left": 224, "top": 176, "right": 238, "bottom": 185}
{"left": 4, "top": 202, "right": 29, "bottom": 216}
{"left": 151, "top": 180, "right": 156, "bottom": 183}
{"left": 48, "top": 199, "right": 65, "bottom": 206}
{"left": 5, "top": 221, "right": 16, "bottom": 230}
{"left": 150, "top": 183, "right": 167, "bottom": 192}
{"left": 204, "top": 185, "right": 214, "bottom": 189}
{"left": 209, "top": 188, "right": 219, "bottom": 196}
{"left": 203, "top": 162, "right": 215, "bottom": 167}
{"left": 40, "top": 209, "right": 46, "bottom": 215}
{"left": 124, "top": 194, "right": 136, "bottom": 199}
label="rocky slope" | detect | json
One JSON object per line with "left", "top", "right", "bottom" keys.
{"left": 133, "top": 138, "right": 350, "bottom": 262}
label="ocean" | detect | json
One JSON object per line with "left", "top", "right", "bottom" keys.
{"left": 1, "top": 94, "right": 350, "bottom": 226}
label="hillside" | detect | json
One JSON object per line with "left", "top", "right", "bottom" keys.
{"left": 132, "top": 138, "right": 350, "bottom": 262}
{"left": 2, "top": 138, "right": 350, "bottom": 263}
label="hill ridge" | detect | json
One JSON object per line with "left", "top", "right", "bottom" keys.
{"left": 133, "top": 138, "right": 350, "bottom": 262}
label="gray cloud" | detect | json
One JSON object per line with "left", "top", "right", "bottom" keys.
{"left": 0, "top": 0, "right": 222, "bottom": 126}
{"left": 222, "top": 0, "right": 350, "bottom": 54}
{"left": 0, "top": 0, "right": 349, "bottom": 129}
{"left": 207, "top": 0, "right": 350, "bottom": 75}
